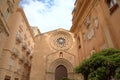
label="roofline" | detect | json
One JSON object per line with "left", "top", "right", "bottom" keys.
{"left": 17, "top": 7, "right": 35, "bottom": 42}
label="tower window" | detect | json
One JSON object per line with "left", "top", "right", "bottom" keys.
{"left": 106, "top": 0, "right": 119, "bottom": 14}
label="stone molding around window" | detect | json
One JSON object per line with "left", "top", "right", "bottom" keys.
{"left": 50, "top": 31, "right": 73, "bottom": 50}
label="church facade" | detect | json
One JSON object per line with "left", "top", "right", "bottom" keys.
{"left": 30, "top": 29, "right": 79, "bottom": 80}
{"left": 30, "top": 0, "right": 120, "bottom": 80}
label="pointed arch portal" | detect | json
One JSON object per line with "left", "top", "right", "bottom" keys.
{"left": 55, "top": 65, "right": 67, "bottom": 80}
{"left": 46, "top": 58, "right": 74, "bottom": 80}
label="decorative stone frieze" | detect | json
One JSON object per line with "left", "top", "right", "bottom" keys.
{"left": 87, "top": 28, "right": 94, "bottom": 40}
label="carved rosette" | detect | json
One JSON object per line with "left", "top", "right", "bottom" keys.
{"left": 50, "top": 31, "right": 73, "bottom": 50}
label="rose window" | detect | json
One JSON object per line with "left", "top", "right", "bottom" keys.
{"left": 50, "top": 31, "right": 73, "bottom": 50}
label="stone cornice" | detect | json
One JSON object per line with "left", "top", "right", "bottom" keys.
{"left": 70, "top": 0, "right": 98, "bottom": 33}
{"left": 17, "top": 7, "right": 35, "bottom": 42}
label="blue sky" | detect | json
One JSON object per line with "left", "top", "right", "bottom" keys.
{"left": 20, "top": 0, "right": 75, "bottom": 33}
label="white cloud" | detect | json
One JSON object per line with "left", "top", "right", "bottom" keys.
{"left": 20, "top": 0, "right": 75, "bottom": 33}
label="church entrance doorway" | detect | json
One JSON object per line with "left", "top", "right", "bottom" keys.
{"left": 46, "top": 58, "right": 74, "bottom": 80}
{"left": 55, "top": 65, "right": 67, "bottom": 80}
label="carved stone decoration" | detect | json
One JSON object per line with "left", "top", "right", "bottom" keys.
{"left": 50, "top": 30, "right": 73, "bottom": 50}
{"left": 87, "top": 28, "right": 94, "bottom": 40}
{"left": 26, "top": 48, "right": 31, "bottom": 54}
{"left": 94, "top": 17, "right": 99, "bottom": 28}
{"left": 12, "top": 47, "right": 19, "bottom": 57}
{"left": 16, "top": 31, "right": 22, "bottom": 43}
{"left": 85, "top": 14, "right": 91, "bottom": 28}
{"left": 85, "top": 18, "right": 90, "bottom": 28}
{"left": 7, "top": 0, "right": 14, "bottom": 13}
{"left": 22, "top": 41, "right": 27, "bottom": 50}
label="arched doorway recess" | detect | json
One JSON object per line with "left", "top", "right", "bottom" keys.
{"left": 46, "top": 58, "right": 74, "bottom": 80}
{"left": 55, "top": 65, "right": 67, "bottom": 80}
